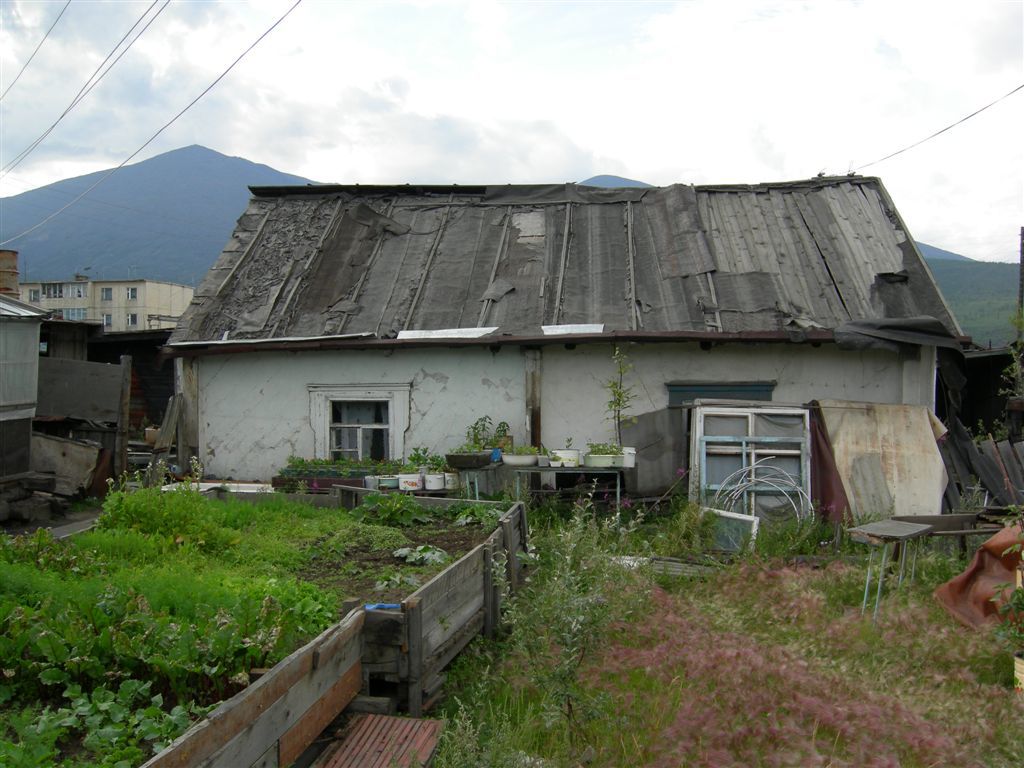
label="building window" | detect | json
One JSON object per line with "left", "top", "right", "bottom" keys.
{"left": 690, "top": 404, "right": 810, "bottom": 522}
{"left": 101, "top": 287, "right": 113, "bottom": 301}
{"left": 126, "top": 313, "right": 138, "bottom": 327}
{"left": 126, "top": 286, "right": 138, "bottom": 300}
{"left": 102, "top": 314, "right": 112, "bottom": 328}
{"left": 64, "top": 308, "right": 87, "bottom": 321}
{"left": 330, "top": 401, "right": 390, "bottom": 461}
{"left": 68, "top": 284, "right": 87, "bottom": 298}
{"left": 667, "top": 381, "right": 776, "bottom": 406}
{"left": 42, "top": 283, "right": 63, "bottom": 299}
{"left": 309, "top": 384, "right": 411, "bottom": 462}
{"left": 29, "top": 289, "right": 40, "bottom": 302}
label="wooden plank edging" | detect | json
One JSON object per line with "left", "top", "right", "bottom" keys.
{"left": 143, "top": 609, "right": 364, "bottom": 768}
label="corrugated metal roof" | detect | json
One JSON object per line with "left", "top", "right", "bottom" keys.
{"left": 169, "top": 177, "right": 961, "bottom": 345}
{"left": 0, "top": 294, "right": 46, "bottom": 318}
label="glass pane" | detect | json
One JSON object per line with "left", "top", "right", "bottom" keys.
{"left": 710, "top": 513, "right": 756, "bottom": 552}
{"left": 703, "top": 415, "right": 748, "bottom": 436}
{"left": 363, "top": 427, "right": 389, "bottom": 461}
{"left": 706, "top": 453, "right": 744, "bottom": 486}
{"left": 754, "top": 413, "right": 805, "bottom": 437}
{"left": 753, "top": 493, "right": 799, "bottom": 523}
{"left": 332, "top": 400, "right": 388, "bottom": 425}
{"left": 752, "top": 454, "right": 801, "bottom": 482}
{"left": 332, "top": 426, "right": 359, "bottom": 452}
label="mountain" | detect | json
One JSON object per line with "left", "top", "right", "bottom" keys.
{"left": 917, "top": 242, "right": 973, "bottom": 262}
{"left": 0, "top": 145, "right": 314, "bottom": 285}
{"left": 579, "top": 174, "right": 652, "bottom": 188}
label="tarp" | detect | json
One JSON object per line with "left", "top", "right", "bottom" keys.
{"left": 818, "top": 400, "right": 948, "bottom": 519}
{"left": 934, "top": 524, "right": 1023, "bottom": 629}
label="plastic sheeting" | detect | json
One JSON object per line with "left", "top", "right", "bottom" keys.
{"left": 817, "top": 400, "right": 948, "bottom": 519}
{"left": 934, "top": 524, "right": 1023, "bottom": 629}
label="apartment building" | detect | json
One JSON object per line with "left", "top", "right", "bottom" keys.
{"left": 19, "top": 276, "right": 193, "bottom": 332}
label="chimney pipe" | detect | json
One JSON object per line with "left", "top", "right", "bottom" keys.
{"left": 0, "top": 250, "right": 18, "bottom": 295}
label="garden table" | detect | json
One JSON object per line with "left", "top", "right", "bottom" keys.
{"left": 512, "top": 466, "right": 622, "bottom": 508}
{"left": 847, "top": 519, "right": 933, "bottom": 622}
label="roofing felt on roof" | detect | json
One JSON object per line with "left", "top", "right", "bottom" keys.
{"left": 169, "top": 176, "right": 961, "bottom": 346}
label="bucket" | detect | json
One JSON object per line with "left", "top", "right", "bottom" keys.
{"left": 622, "top": 447, "right": 636, "bottom": 468}
{"left": 424, "top": 473, "right": 445, "bottom": 490}
{"left": 363, "top": 475, "right": 379, "bottom": 490}
{"left": 378, "top": 475, "right": 399, "bottom": 490}
{"left": 398, "top": 473, "right": 423, "bottom": 491}
{"left": 444, "top": 472, "right": 459, "bottom": 490}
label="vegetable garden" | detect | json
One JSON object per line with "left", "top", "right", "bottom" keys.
{"left": 0, "top": 482, "right": 502, "bottom": 767}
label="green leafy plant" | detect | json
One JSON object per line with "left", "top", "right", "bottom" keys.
{"left": 586, "top": 442, "right": 622, "bottom": 456}
{"left": 393, "top": 545, "right": 450, "bottom": 566}
{"left": 508, "top": 445, "right": 539, "bottom": 456}
{"left": 349, "top": 492, "right": 432, "bottom": 527}
{"left": 447, "top": 502, "right": 502, "bottom": 528}
{"left": 604, "top": 344, "right": 637, "bottom": 447}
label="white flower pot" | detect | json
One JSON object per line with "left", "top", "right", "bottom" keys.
{"left": 444, "top": 472, "right": 460, "bottom": 490}
{"left": 502, "top": 454, "right": 538, "bottom": 467}
{"left": 584, "top": 453, "right": 619, "bottom": 468}
{"left": 622, "top": 447, "right": 636, "bottom": 468}
{"left": 363, "top": 475, "right": 379, "bottom": 490}
{"left": 424, "top": 473, "right": 445, "bottom": 490}
{"left": 551, "top": 449, "right": 579, "bottom": 468}
{"left": 398, "top": 473, "right": 423, "bottom": 491}
{"left": 378, "top": 475, "right": 399, "bottom": 489}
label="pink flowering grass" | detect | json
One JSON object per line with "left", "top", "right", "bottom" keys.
{"left": 579, "top": 563, "right": 1023, "bottom": 768}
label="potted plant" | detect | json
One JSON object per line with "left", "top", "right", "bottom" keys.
{"left": 550, "top": 437, "right": 579, "bottom": 468}
{"left": 604, "top": 344, "right": 638, "bottom": 466}
{"left": 584, "top": 441, "right": 624, "bottom": 468}
{"left": 502, "top": 445, "right": 540, "bottom": 467}
{"left": 445, "top": 417, "right": 501, "bottom": 468}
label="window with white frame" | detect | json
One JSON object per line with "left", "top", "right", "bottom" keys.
{"left": 308, "top": 384, "right": 410, "bottom": 462}
{"left": 42, "top": 283, "right": 63, "bottom": 299}
{"left": 690, "top": 403, "right": 811, "bottom": 522}
{"left": 101, "top": 287, "right": 113, "bottom": 301}
{"left": 68, "top": 283, "right": 87, "bottom": 298}
{"left": 126, "top": 313, "right": 138, "bottom": 327}
{"left": 126, "top": 286, "right": 138, "bottom": 300}
{"left": 102, "top": 314, "right": 112, "bottom": 328}
{"left": 28, "top": 289, "right": 40, "bottom": 302}
{"left": 64, "top": 308, "right": 87, "bottom": 321}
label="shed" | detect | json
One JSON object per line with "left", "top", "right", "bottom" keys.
{"left": 1, "top": 294, "right": 46, "bottom": 478}
{"left": 166, "top": 177, "right": 964, "bottom": 493}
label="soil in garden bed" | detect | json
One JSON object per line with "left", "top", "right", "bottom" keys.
{"left": 298, "top": 522, "right": 491, "bottom": 608}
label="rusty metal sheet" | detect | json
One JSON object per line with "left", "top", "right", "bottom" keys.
{"left": 818, "top": 400, "right": 948, "bottom": 519}
{"left": 316, "top": 714, "right": 443, "bottom": 768}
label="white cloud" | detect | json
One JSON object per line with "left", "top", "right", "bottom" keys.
{"left": 0, "top": 0, "right": 1021, "bottom": 261}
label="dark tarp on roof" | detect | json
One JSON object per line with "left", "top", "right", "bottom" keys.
{"left": 170, "top": 177, "right": 962, "bottom": 345}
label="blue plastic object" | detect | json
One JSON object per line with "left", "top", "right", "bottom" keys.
{"left": 364, "top": 603, "right": 401, "bottom": 611}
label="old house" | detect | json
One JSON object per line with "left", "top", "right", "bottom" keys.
{"left": 166, "top": 177, "right": 963, "bottom": 493}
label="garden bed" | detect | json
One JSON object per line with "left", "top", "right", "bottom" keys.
{"left": 0, "top": 483, "right": 521, "bottom": 767}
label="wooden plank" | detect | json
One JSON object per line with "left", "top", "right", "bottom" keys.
{"left": 411, "top": 546, "right": 483, "bottom": 619}
{"left": 278, "top": 663, "right": 362, "bottom": 766}
{"left": 423, "top": 612, "right": 485, "bottom": 679}
{"left": 482, "top": 542, "right": 495, "bottom": 638}
{"left": 35, "top": 357, "right": 123, "bottom": 422}
{"left": 345, "top": 695, "right": 397, "bottom": 715}
{"left": 144, "top": 612, "right": 363, "bottom": 768}
{"left": 998, "top": 440, "right": 1024, "bottom": 494}
{"left": 202, "top": 616, "right": 363, "bottom": 767}
{"left": 115, "top": 355, "right": 131, "bottom": 477}
{"left": 421, "top": 593, "right": 483, "bottom": 659}
{"left": 501, "top": 519, "right": 518, "bottom": 589}
{"left": 404, "top": 598, "right": 424, "bottom": 718}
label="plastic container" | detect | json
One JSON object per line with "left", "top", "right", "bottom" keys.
{"left": 398, "top": 473, "right": 423, "bottom": 491}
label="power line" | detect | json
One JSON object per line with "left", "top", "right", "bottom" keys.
{"left": 0, "top": 0, "right": 304, "bottom": 248}
{"left": 1, "top": 0, "right": 169, "bottom": 178}
{"left": 854, "top": 82, "right": 1024, "bottom": 172}
{"left": 0, "top": 0, "right": 72, "bottom": 103}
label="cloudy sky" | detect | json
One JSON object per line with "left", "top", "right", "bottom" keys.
{"left": 0, "top": 0, "right": 1021, "bottom": 261}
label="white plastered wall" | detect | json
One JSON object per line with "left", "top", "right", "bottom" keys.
{"left": 195, "top": 347, "right": 526, "bottom": 481}
{"left": 538, "top": 341, "right": 935, "bottom": 451}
